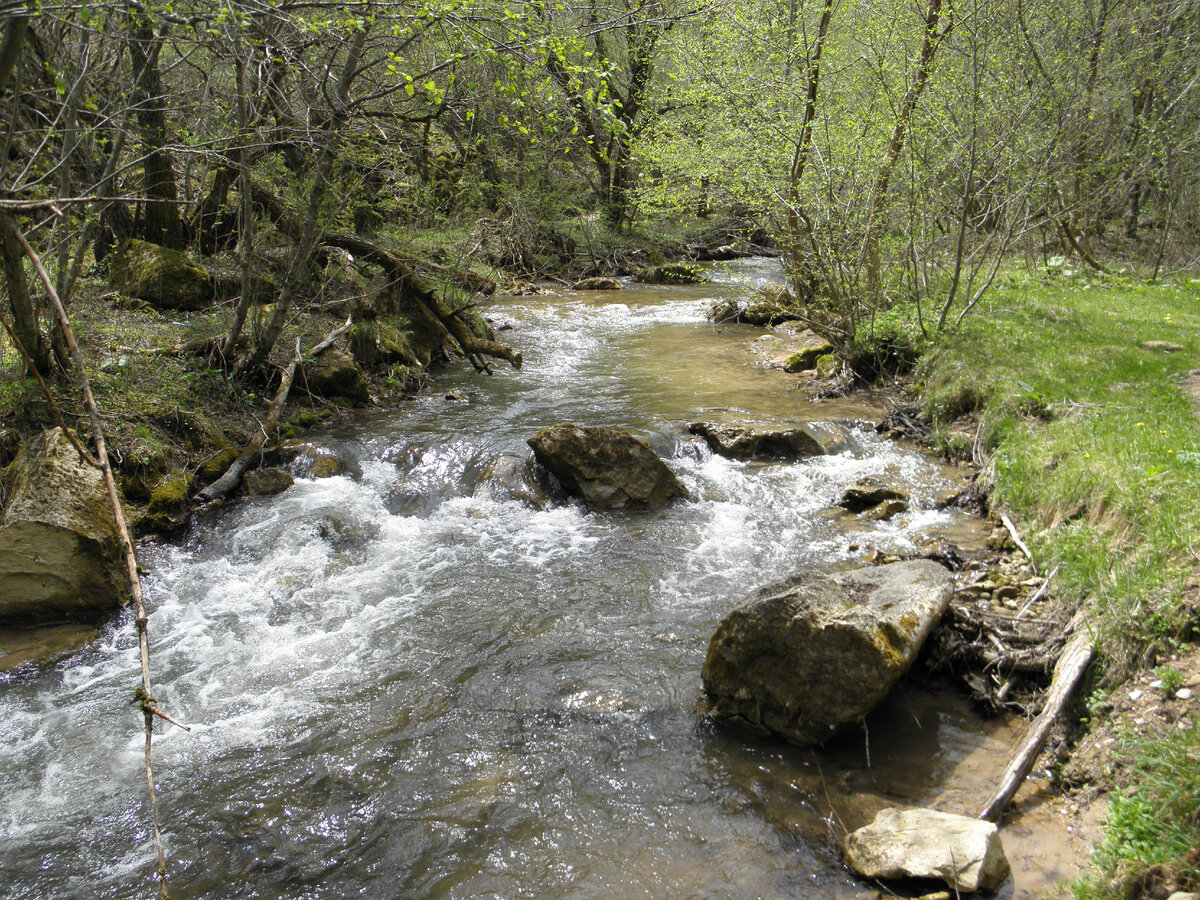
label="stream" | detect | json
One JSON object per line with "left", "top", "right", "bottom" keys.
{"left": 0, "top": 260, "right": 1091, "bottom": 898}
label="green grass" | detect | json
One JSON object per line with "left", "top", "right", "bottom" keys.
{"left": 917, "top": 267, "right": 1200, "bottom": 897}
{"left": 1074, "top": 722, "right": 1200, "bottom": 899}
{"left": 921, "top": 270, "right": 1200, "bottom": 669}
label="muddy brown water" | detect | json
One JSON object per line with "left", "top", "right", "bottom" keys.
{"left": 0, "top": 259, "right": 1092, "bottom": 897}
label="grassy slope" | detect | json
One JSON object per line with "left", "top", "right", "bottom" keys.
{"left": 918, "top": 269, "right": 1200, "bottom": 897}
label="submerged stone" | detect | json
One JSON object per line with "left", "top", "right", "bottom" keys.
{"left": 702, "top": 560, "right": 954, "bottom": 745}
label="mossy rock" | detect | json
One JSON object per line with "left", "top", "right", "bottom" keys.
{"left": 301, "top": 346, "right": 370, "bottom": 404}
{"left": 784, "top": 340, "right": 835, "bottom": 373}
{"left": 816, "top": 353, "right": 840, "bottom": 378}
{"left": 243, "top": 468, "right": 294, "bottom": 496}
{"left": 0, "top": 428, "right": 126, "bottom": 620}
{"left": 108, "top": 239, "right": 213, "bottom": 310}
{"left": 198, "top": 448, "right": 240, "bottom": 486}
{"left": 633, "top": 263, "right": 708, "bottom": 285}
{"left": 138, "top": 473, "right": 196, "bottom": 537}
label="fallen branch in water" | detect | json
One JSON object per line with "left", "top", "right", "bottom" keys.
{"left": 980, "top": 604, "right": 1094, "bottom": 822}
{"left": 7, "top": 215, "right": 188, "bottom": 899}
{"left": 196, "top": 316, "right": 351, "bottom": 504}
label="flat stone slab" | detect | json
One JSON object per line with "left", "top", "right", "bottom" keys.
{"left": 843, "top": 807, "right": 1010, "bottom": 893}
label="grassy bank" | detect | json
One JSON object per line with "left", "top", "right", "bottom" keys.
{"left": 915, "top": 268, "right": 1200, "bottom": 897}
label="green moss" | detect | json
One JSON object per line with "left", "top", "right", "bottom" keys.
{"left": 198, "top": 448, "right": 239, "bottom": 485}
{"left": 147, "top": 474, "right": 195, "bottom": 512}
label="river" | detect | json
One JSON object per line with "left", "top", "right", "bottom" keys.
{"left": 0, "top": 259, "right": 1089, "bottom": 898}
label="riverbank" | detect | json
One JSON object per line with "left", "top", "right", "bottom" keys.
{"left": 897, "top": 270, "right": 1200, "bottom": 898}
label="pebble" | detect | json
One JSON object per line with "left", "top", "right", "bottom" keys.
{"left": 1129, "top": 689, "right": 1144, "bottom": 701}
{"left": 1177, "top": 688, "right": 1193, "bottom": 701}
{"left": 1150, "top": 679, "right": 1165, "bottom": 689}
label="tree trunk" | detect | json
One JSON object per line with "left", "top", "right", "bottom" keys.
{"left": 0, "top": 210, "right": 52, "bottom": 374}
{"left": 863, "top": 0, "right": 951, "bottom": 299}
{"left": 127, "top": 9, "right": 183, "bottom": 249}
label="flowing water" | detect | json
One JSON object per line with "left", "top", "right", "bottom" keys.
{"left": 0, "top": 260, "right": 1086, "bottom": 898}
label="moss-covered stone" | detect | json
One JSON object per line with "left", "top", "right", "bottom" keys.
{"left": 784, "top": 340, "right": 835, "bottom": 373}
{"left": 816, "top": 353, "right": 840, "bottom": 378}
{"left": 243, "top": 467, "right": 294, "bottom": 495}
{"left": 108, "top": 239, "right": 213, "bottom": 310}
{"left": 198, "top": 448, "right": 240, "bottom": 486}
{"left": 632, "top": 263, "right": 708, "bottom": 285}
{"left": 301, "top": 346, "right": 370, "bottom": 404}
{"left": 138, "top": 473, "right": 196, "bottom": 536}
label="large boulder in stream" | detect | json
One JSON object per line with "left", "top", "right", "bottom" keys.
{"left": 108, "top": 239, "right": 213, "bottom": 310}
{"left": 689, "top": 420, "right": 849, "bottom": 460}
{"left": 527, "top": 423, "right": 688, "bottom": 510}
{"left": 843, "top": 807, "right": 1010, "bottom": 893}
{"left": 702, "top": 560, "right": 953, "bottom": 745}
{"left": 0, "top": 428, "right": 126, "bottom": 621}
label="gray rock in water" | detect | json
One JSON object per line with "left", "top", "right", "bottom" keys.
{"left": 702, "top": 560, "right": 953, "bottom": 745}
{"left": 528, "top": 422, "right": 688, "bottom": 510}
{"left": 689, "top": 420, "right": 847, "bottom": 460}
{"left": 839, "top": 477, "right": 910, "bottom": 513}
{"left": 0, "top": 428, "right": 126, "bottom": 621}
{"left": 843, "top": 807, "right": 1010, "bottom": 892}
{"left": 480, "top": 454, "right": 550, "bottom": 509}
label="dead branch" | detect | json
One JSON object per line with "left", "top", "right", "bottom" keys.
{"left": 196, "top": 316, "right": 351, "bottom": 504}
{"left": 7, "top": 218, "right": 183, "bottom": 899}
{"left": 980, "top": 604, "right": 1094, "bottom": 822}
{"left": 250, "top": 179, "right": 521, "bottom": 372}
{"left": 1001, "top": 514, "right": 1036, "bottom": 571}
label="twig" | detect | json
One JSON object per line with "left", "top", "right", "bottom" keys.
{"left": 1000, "top": 513, "right": 1036, "bottom": 572}
{"left": 8, "top": 220, "right": 182, "bottom": 898}
{"left": 1016, "top": 565, "right": 1058, "bottom": 620}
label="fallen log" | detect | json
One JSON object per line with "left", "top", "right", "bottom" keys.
{"left": 980, "top": 604, "right": 1094, "bottom": 822}
{"left": 196, "top": 316, "right": 351, "bottom": 504}
{"left": 249, "top": 179, "right": 520, "bottom": 373}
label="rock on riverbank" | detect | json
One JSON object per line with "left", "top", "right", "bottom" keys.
{"left": 0, "top": 428, "right": 126, "bottom": 620}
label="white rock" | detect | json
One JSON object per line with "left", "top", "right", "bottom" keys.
{"left": 843, "top": 807, "right": 1010, "bottom": 893}
{"left": 1129, "top": 689, "right": 1144, "bottom": 701}
{"left": 1176, "top": 688, "right": 1193, "bottom": 701}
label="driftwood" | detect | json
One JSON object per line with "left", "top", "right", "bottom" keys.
{"left": 249, "top": 178, "right": 521, "bottom": 373}
{"left": 1001, "top": 514, "right": 1036, "bottom": 571}
{"left": 8, "top": 219, "right": 188, "bottom": 900}
{"left": 196, "top": 316, "right": 351, "bottom": 504}
{"left": 980, "top": 605, "right": 1095, "bottom": 822}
